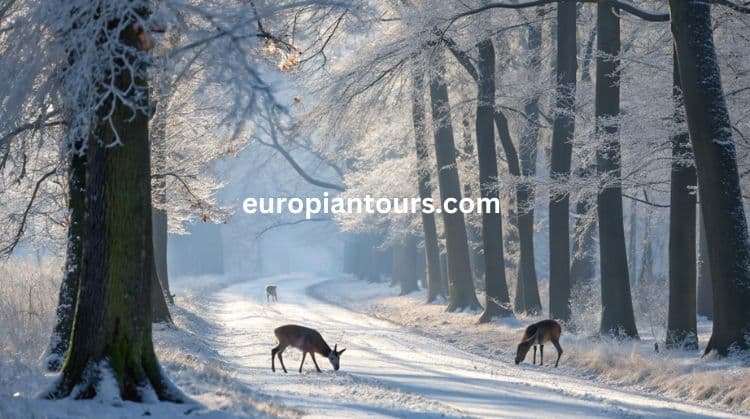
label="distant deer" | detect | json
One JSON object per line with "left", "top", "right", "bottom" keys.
{"left": 271, "top": 324, "right": 346, "bottom": 373}
{"left": 265, "top": 284, "right": 278, "bottom": 302}
{"left": 515, "top": 319, "right": 563, "bottom": 367}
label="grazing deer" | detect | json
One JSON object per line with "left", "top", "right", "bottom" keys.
{"left": 271, "top": 324, "right": 346, "bottom": 373}
{"left": 265, "top": 284, "right": 278, "bottom": 302}
{"left": 515, "top": 319, "right": 563, "bottom": 367}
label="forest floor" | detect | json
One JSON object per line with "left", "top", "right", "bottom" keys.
{"left": 2, "top": 272, "right": 748, "bottom": 418}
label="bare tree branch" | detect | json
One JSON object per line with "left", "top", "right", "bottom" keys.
{"left": 0, "top": 168, "right": 57, "bottom": 257}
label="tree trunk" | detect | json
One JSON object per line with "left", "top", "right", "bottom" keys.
{"left": 637, "top": 201, "right": 653, "bottom": 286}
{"left": 46, "top": 143, "right": 86, "bottom": 372}
{"left": 595, "top": 1, "right": 638, "bottom": 338}
{"left": 666, "top": 50, "right": 698, "bottom": 350}
{"left": 474, "top": 40, "right": 512, "bottom": 322}
{"left": 394, "top": 236, "right": 419, "bottom": 295}
{"left": 570, "top": 26, "right": 598, "bottom": 290}
{"left": 462, "top": 111, "right": 485, "bottom": 285}
{"left": 627, "top": 199, "right": 637, "bottom": 282}
{"left": 151, "top": 73, "right": 172, "bottom": 304}
{"left": 548, "top": 2, "right": 577, "bottom": 322}
{"left": 428, "top": 47, "right": 481, "bottom": 312}
{"left": 515, "top": 15, "right": 543, "bottom": 316}
{"left": 494, "top": 105, "right": 540, "bottom": 316}
{"left": 47, "top": 24, "right": 182, "bottom": 401}
{"left": 411, "top": 69, "right": 445, "bottom": 302}
{"left": 670, "top": 0, "right": 750, "bottom": 355}
{"left": 151, "top": 264, "right": 172, "bottom": 324}
{"left": 696, "top": 206, "right": 713, "bottom": 320}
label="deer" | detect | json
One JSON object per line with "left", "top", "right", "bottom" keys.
{"left": 514, "top": 319, "right": 563, "bottom": 367}
{"left": 271, "top": 324, "right": 346, "bottom": 373}
{"left": 265, "top": 284, "right": 278, "bottom": 302}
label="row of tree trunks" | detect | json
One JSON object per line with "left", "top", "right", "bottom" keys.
{"left": 474, "top": 39, "right": 512, "bottom": 322}
{"left": 428, "top": 47, "right": 481, "bottom": 312}
{"left": 548, "top": 2, "right": 577, "bottom": 322}
{"left": 670, "top": 0, "right": 750, "bottom": 355}
{"left": 411, "top": 69, "right": 445, "bottom": 302}
{"left": 595, "top": 0, "right": 638, "bottom": 338}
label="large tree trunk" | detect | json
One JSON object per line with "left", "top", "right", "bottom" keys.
{"left": 474, "top": 40, "right": 512, "bottom": 322}
{"left": 696, "top": 206, "right": 713, "bottom": 320}
{"left": 670, "top": 1, "right": 750, "bottom": 355}
{"left": 46, "top": 143, "right": 86, "bottom": 372}
{"left": 428, "top": 47, "right": 481, "bottom": 312}
{"left": 595, "top": 1, "right": 638, "bottom": 338}
{"left": 548, "top": 2, "right": 577, "bottom": 322}
{"left": 666, "top": 50, "right": 698, "bottom": 350}
{"left": 411, "top": 69, "right": 445, "bottom": 302}
{"left": 47, "top": 24, "right": 182, "bottom": 401}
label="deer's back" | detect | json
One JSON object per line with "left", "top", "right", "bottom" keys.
{"left": 522, "top": 319, "right": 561, "bottom": 343}
{"left": 274, "top": 324, "right": 329, "bottom": 353}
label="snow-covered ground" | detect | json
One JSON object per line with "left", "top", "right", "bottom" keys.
{"left": 172, "top": 273, "right": 742, "bottom": 418}
{"left": 2, "top": 271, "right": 747, "bottom": 418}
{"left": 310, "top": 276, "right": 750, "bottom": 417}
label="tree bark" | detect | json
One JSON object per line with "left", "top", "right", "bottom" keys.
{"left": 666, "top": 49, "right": 698, "bottom": 350}
{"left": 474, "top": 40, "right": 512, "bottom": 322}
{"left": 696, "top": 206, "right": 713, "bottom": 320}
{"left": 428, "top": 47, "right": 481, "bottom": 312}
{"left": 46, "top": 143, "right": 86, "bottom": 371}
{"left": 670, "top": 0, "right": 750, "bottom": 355}
{"left": 411, "top": 69, "right": 445, "bottom": 302}
{"left": 47, "top": 24, "right": 182, "bottom": 401}
{"left": 595, "top": 0, "right": 638, "bottom": 338}
{"left": 548, "top": 2, "right": 577, "bottom": 322}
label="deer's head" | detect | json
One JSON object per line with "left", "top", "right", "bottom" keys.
{"left": 515, "top": 340, "right": 533, "bottom": 365}
{"left": 328, "top": 344, "right": 346, "bottom": 370}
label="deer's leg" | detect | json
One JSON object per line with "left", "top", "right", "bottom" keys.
{"left": 552, "top": 339, "right": 563, "bottom": 367}
{"left": 299, "top": 352, "right": 307, "bottom": 373}
{"left": 271, "top": 346, "right": 278, "bottom": 372}
{"left": 532, "top": 345, "right": 537, "bottom": 365}
{"left": 278, "top": 349, "right": 288, "bottom": 373}
{"left": 540, "top": 345, "right": 544, "bottom": 366}
{"left": 311, "top": 353, "right": 322, "bottom": 372}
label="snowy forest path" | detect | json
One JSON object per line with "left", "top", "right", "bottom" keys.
{"left": 189, "top": 274, "right": 738, "bottom": 418}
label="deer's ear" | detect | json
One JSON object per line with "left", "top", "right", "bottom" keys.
{"left": 338, "top": 348, "right": 346, "bottom": 355}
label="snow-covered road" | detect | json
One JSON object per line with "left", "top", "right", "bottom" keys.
{"left": 187, "top": 274, "right": 739, "bottom": 418}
